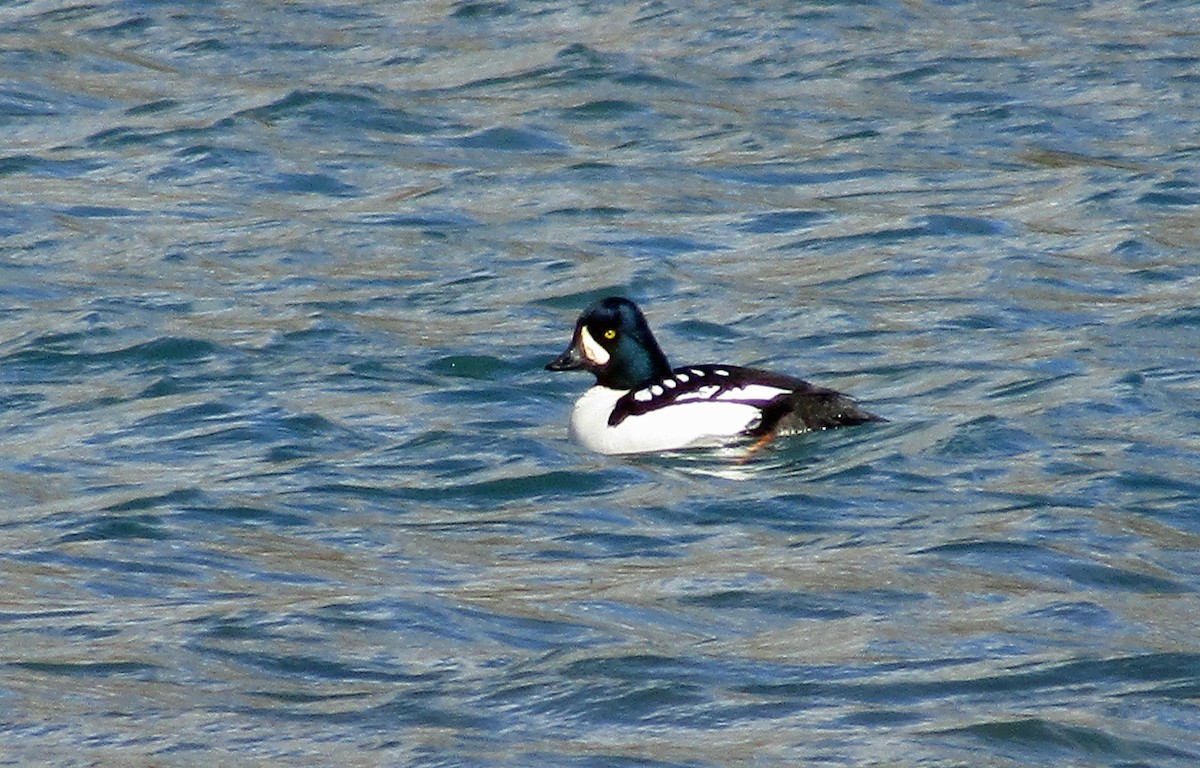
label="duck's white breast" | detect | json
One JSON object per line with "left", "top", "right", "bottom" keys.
{"left": 568, "top": 386, "right": 761, "bottom": 455}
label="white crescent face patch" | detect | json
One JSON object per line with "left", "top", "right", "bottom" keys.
{"left": 578, "top": 326, "right": 611, "bottom": 366}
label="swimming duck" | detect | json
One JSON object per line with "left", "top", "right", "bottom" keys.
{"left": 546, "top": 297, "right": 882, "bottom": 455}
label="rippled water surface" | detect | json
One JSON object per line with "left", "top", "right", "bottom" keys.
{"left": 3, "top": 1, "right": 1199, "bottom": 765}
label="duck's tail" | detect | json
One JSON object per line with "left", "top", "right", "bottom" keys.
{"left": 756, "top": 385, "right": 885, "bottom": 435}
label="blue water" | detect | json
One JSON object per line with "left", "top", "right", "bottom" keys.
{"left": 2, "top": 1, "right": 1199, "bottom": 765}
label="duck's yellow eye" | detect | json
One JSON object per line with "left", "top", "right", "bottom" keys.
{"left": 603, "top": 329, "right": 617, "bottom": 340}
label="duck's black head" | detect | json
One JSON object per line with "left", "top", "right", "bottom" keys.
{"left": 546, "top": 297, "right": 672, "bottom": 390}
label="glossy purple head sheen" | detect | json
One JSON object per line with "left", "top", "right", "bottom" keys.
{"left": 545, "top": 297, "right": 672, "bottom": 390}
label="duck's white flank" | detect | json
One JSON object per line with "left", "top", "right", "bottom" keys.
{"left": 569, "top": 385, "right": 766, "bottom": 455}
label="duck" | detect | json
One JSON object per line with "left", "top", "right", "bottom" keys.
{"left": 545, "top": 297, "right": 883, "bottom": 455}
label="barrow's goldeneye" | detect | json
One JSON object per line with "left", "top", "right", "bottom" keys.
{"left": 546, "top": 297, "right": 882, "bottom": 455}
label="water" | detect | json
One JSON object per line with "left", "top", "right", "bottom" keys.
{"left": 2, "top": 0, "right": 1198, "bottom": 765}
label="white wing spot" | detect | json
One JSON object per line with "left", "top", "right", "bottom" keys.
{"left": 634, "top": 390, "right": 652, "bottom": 402}
{"left": 650, "top": 385, "right": 664, "bottom": 396}
{"left": 690, "top": 368, "right": 704, "bottom": 377}
{"left": 663, "top": 379, "right": 677, "bottom": 389}
{"left": 714, "top": 369, "right": 729, "bottom": 376}
{"left": 720, "top": 384, "right": 790, "bottom": 403}
{"left": 676, "top": 373, "right": 689, "bottom": 383}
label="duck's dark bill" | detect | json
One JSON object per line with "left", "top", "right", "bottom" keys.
{"left": 546, "top": 343, "right": 585, "bottom": 371}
